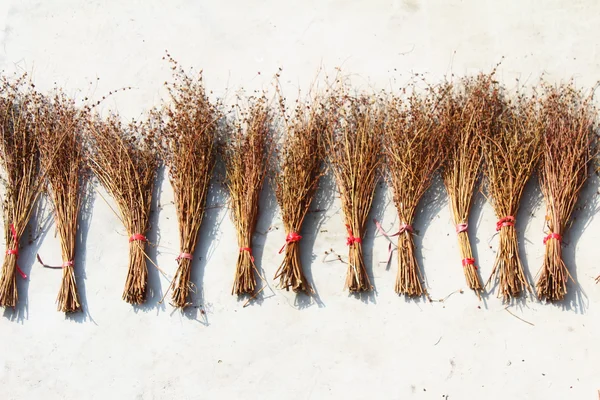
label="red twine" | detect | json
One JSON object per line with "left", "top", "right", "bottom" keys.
{"left": 345, "top": 225, "right": 362, "bottom": 246}
{"left": 462, "top": 258, "right": 477, "bottom": 270}
{"left": 278, "top": 231, "right": 302, "bottom": 254}
{"left": 36, "top": 254, "right": 74, "bottom": 269}
{"left": 456, "top": 223, "right": 468, "bottom": 234}
{"left": 374, "top": 219, "right": 413, "bottom": 237}
{"left": 496, "top": 216, "right": 515, "bottom": 231}
{"left": 240, "top": 247, "right": 254, "bottom": 262}
{"left": 6, "top": 223, "right": 26, "bottom": 279}
{"left": 129, "top": 233, "right": 147, "bottom": 243}
{"left": 176, "top": 252, "right": 193, "bottom": 261}
{"left": 543, "top": 232, "right": 562, "bottom": 245}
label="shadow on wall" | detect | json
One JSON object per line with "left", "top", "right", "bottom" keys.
{"left": 3, "top": 196, "right": 54, "bottom": 323}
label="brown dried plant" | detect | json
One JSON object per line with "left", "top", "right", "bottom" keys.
{"left": 537, "top": 83, "right": 596, "bottom": 301}
{"left": 274, "top": 94, "right": 326, "bottom": 294}
{"left": 326, "top": 93, "right": 382, "bottom": 292}
{"left": 0, "top": 75, "right": 44, "bottom": 308}
{"left": 161, "top": 56, "right": 221, "bottom": 309}
{"left": 37, "top": 91, "right": 89, "bottom": 313}
{"left": 439, "top": 73, "right": 502, "bottom": 295}
{"left": 224, "top": 96, "right": 273, "bottom": 296}
{"left": 87, "top": 113, "right": 160, "bottom": 304}
{"left": 483, "top": 92, "right": 543, "bottom": 302}
{"left": 383, "top": 90, "right": 445, "bottom": 297}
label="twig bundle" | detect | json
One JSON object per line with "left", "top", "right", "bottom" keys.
{"left": 274, "top": 96, "right": 325, "bottom": 294}
{"left": 0, "top": 76, "right": 43, "bottom": 308}
{"left": 537, "top": 83, "right": 596, "bottom": 301}
{"left": 383, "top": 91, "right": 445, "bottom": 297}
{"left": 37, "top": 91, "right": 89, "bottom": 312}
{"left": 224, "top": 96, "right": 272, "bottom": 296}
{"left": 88, "top": 114, "right": 159, "bottom": 304}
{"left": 162, "top": 57, "right": 220, "bottom": 309}
{"left": 327, "top": 93, "right": 382, "bottom": 292}
{"left": 483, "top": 93, "right": 542, "bottom": 301}
{"left": 439, "top": 74, "right": 501, "bottom": 295}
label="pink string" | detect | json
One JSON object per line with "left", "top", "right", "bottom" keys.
{"left": 462, "top": 258, "right": 477, "bottom": 270}
{"left": 129, "top": 233, "right": 147, "bottom": 243}
{"left": 278, "top": 231, "right": 302, "bottom": 254}
{"left": 6, "top": 223, "right": 26, "bottom": 279}
{"left": 36, "top": 254, "right": 74, "bottom": 269}
{"left": 543, "top": 232, "right": 562, "bottom": 245}
{"left": 456, "top": 223, "right": 468, "bottom": 234}
{"left": 176, "top": 252, "right": 193, "bottom": 261}
{"left": 240, "top": 247, "right": 254, "bottom": 262}
{"left": 496, "top": 216, "right": 515, "bottom": 231}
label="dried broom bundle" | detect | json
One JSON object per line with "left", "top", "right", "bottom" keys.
{"left": 274, "top": 96, "right": 325, "bottom": 294}
{"left": 383, "top": 90, "right": 445, "bottom": 297}
{"left": 88, "top": 113, "right": 160, "bottom": 304}
{"left": 37, "top": 91, "right": 89, "bottom": 313}
{"left": 483, "top": 93, "right": 542, "bottom": 301}
{"left": 161, "top": 58, "right": 220, "bottom": 309}
{"left": 439, "top": 74, "right": 501, "bottom": 295}
{"left": 224, "top": 96, "right": 273, "bottom": 296}
{"left": 0, "top": 76, "right": 43, "bottom": 308}
{"left": 537, "top": 83, "right": 596, "bottom": 302}
{"left": 327, "top": 93, "right": 382, "bottom": 292}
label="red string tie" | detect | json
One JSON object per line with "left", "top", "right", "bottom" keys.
{"left": 129, "top": 233, "right": 147, "bottom": 243}
{"left": 7, "top": 223, "right": 26, "bottom": 279}
{"left": 345, "top": 225, "right": 362, "bottom": 246}
{"left": 543, "top": 233, "right": 562, "bottom": 245}
{"left": 374, "top": 219, "right": 413, "bottom": 237}
{"left": 240, "top": 247, "right": 254, "bottom": 262}
{"left": 496, "top": 216, "right": 515, "bottom": 231}
{"left": 462, "top": 258, "right": 477, "bottom": 270}
{"left": 176, "top": 252, "right": 193, "bottom": 261}
{"left": 456, "top": 223, "right": 468, "bottom": 234}
{"left": 278, "top": 231, "right": 302, "bottom": 254}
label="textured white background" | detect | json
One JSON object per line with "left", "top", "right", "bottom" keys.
{"left": 0, "top": 1, "right": 599, "bottom": 399}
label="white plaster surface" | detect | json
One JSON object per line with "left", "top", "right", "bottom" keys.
{"left": 0, "top": 1, "right": 599, "bottom": 399}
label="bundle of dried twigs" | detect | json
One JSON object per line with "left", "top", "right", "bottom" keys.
{"left": 327, "top": 93, "right": 382, "bottom": 292}
{"left": 37, "top": 91, "right": 89, "bottom": 312}
{"left": 0, "top": 76, "right": 44, "bottom": 308}
{"left": 88, "top": 113, "right": 160, "bottom": 304}
{"left": 383, "top": 90, "right": 445, "bottom": 297}
{"left": 439, "top": 74, "right": 501, "bottom": 295}
{"left": 274, "top": 95, "right": 325, "bottom": 294}
{"left": 224, "top": 96, "right": 272, "bottom": 296}
{"left": 537, "top": 83, "right": 596, "bottom": 301}
{"left": 483, "top": 92, "right": 542, "bottom": 301}
{"left": 161, "top": 57, "right": 220, "bottom": 309}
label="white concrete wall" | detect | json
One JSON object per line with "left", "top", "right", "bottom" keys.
{"left": 0, "top": 1, "right": 599, "bottom": 399}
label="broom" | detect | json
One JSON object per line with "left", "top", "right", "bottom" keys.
{"left": 537, "top": 83, "right": 596, "bottom": 301}
{"left": 383, "top": 90, "right": 446, "bottom": 297}
{"left": 224, "top": 96, "right": 273, "bottom": 296}
{"left": 326, "top": 93, "right": 382, "bottom": 292}
{"left": 274, "top": 95, "right": 325, "bottom": 294}
{"left": 36, "top": 91, "right": 89, "bottom": 312}
{"left": 162, "top": 57, "right": 220, "bottom": 309}
{"left": 88, "top": 113, "right": 160, "bottom": 304}
{"left": 483, "top": 92, "right": 542, "bottom": 301}
{"left": 0, "top": 76, "right": 44, "bottom": 308}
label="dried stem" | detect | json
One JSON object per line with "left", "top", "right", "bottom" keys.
{"left": 224, "top": 96, "right": 273, "bottom": 296}
{"left": 37, "top": 90, "right": 89, "bottom": 312}
{"left": 383, "top": 90, "right": 446, "bottom": 297}
{"left": 326, "top": 92, "right": 382, "bottom": 293}
{"left": 274, "top": 92, "right": 325, "bottom": 294}
{"left": 161, "top": 56, "right": 220, "bottom": 308}
{"left": 483, "top": 92, "right": 542, "bottom": 301}
{"left": 0, "top": 76, "right": 44, "bottom": 308}
{"left": 87, "top": 113, "right": 159, "bottom": 304}
{"left": 537, "top": 83, "right": 596, "bottom": 301}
